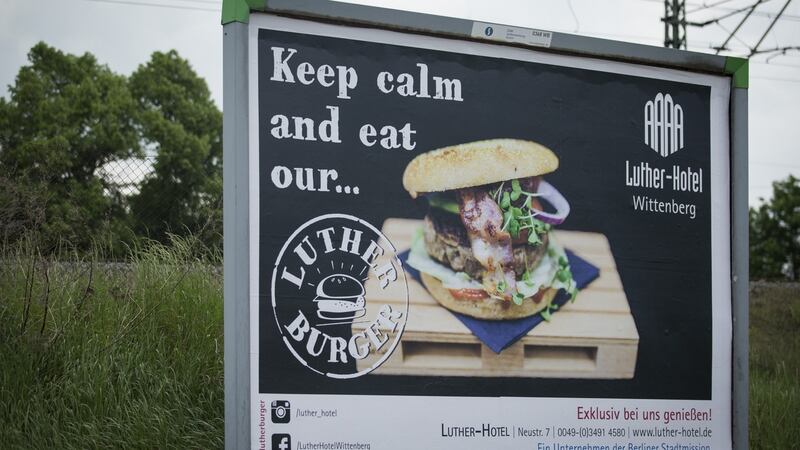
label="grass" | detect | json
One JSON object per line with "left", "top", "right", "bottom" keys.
{"left": 749, "top": 281, "right": 800, "bottom": 449}
{"left": 0, "top": 234, "right": 797, "bottom": 449}
{"left": 0, "top": 236, "right": 223, "bottom": 449}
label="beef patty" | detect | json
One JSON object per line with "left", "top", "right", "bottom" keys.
{"left": 423, "top": 209, "right": 549, "bottom": 281}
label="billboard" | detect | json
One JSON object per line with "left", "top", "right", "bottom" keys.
{"left": 228, "top": 10, "right": 742, "bottom": 450}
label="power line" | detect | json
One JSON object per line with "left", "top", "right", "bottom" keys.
{"left": 659, "top": 0, "right": 800, "bottom": 53}
{"left": 84, "top": 0, "right": 219, "bottom": 12}
{"left": 633, "top": 0, "right": 800, "bottom": 21}
{"left": 707, "top": 4, "right": 800, "bottom": 21}
{"left": 687, "top": 0, "right": 737, "bottom": 14}
{"left": 715, "top": 21, "right": 753, "bottom": 48}
{"left": 567, "top": 0, "right": 581, "bottom": 33}
{"left": 168, "top": 0, "right": 220, "bottom": 4}
{"left": 751, "top": 75, "right": 800, "bottom": 82}
{"left": 751, "top": 161, "right": 800, "bottom": 168}
{"left": 681, "top": 0, "right": 800, "bottom": 61}
{"left": 760, "top": 45, "right": 800, "bottom": 61}
{"left": 748, "top": 9, "right": 800, "bottom": 21}
{"left": 750, "top": 0, "right": 793, "bottom": 56}
{"left": 761, "top": 57, "right": 800, "bottom": 66}
{"left": 681, "top": 0, "right": 800, "bottom": 60}
{"left": 712, "top": 0, "right": 767, "bottom": 53}
{"left": 688, "top": 0, "right": 773, "bottom": 27}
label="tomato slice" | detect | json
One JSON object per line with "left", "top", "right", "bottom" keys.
{"left": 448, "top": 288, "right": 490, "bottom": 300}
{"left": 530, "top": 289, "right": 546, "bottom": 304}
{"left": 448, "top": 287, "right": 548, "bottom": 303}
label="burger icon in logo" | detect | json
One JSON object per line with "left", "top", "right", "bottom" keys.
{"left": 314, "top": 274, "right": 367, "bottom": 322}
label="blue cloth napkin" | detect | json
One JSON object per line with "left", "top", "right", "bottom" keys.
{"left": 399, "top": 249, "right": 600, "bottom": 353}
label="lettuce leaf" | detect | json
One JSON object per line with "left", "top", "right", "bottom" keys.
{"left": 426, "top": 193, "right": 460, "bottom": 214}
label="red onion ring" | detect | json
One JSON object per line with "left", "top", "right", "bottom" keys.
{"left": 531, "top": 180, "right": 570, "bottom": 225}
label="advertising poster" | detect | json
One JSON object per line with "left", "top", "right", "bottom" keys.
{"left": 248, "top": 14, "right": 732, "bottom": 449}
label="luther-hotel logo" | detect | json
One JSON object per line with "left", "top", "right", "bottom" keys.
{"left": 644, "top": 92, "right": 684, "bottom": 157}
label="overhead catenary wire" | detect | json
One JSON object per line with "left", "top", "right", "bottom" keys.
{"left": 633, "top": 0, "right": 800, "bottom": 21}
{"left": 680, "top": 0, "right": 800, "bottom": 62}
{"left": 84, "top": 0, "right": 219, "bottom": 12}
{"left": 763, "top": 61, "right": 800, "bottom": 68}
{"left": 750, "top": 0, "right": 794, "bottom": 55}
{"left": 688, "top": 0, "right": 773, "bottom": 27}
{"left": 711, "top": 0, "right": 768, "bottom": 53}
{"left": 715, "top": 21, "right": 754, "bottom": 48}
{"left": 567, "top": 0, "right": 581, "bottom": 32}
{"left": 751, "top": 75, "right": 800, "bottom": 82}
{"left": 687, "top": 0, "right": 738, "bottom": 14}
{"left": 167, "top": 0, "right": 220, "bottom": 4}
{"left": 751, "top": 160, "right": 800, "bottom": 168}
{"left": 765, "top": 47, "right": 800, "bottom": 62}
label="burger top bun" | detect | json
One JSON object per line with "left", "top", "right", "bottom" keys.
{"left": 402, "top": 139, "right": 559, "bottom": 198}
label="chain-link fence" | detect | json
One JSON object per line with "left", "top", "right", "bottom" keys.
{"left": 97, "top": 155, "right": 222, "bottom": 250}
{"left": 99, "top": 156, "right": 156, "bottom": 197}
{"left": 1, "top": 154, "right": 221, "bottom": 253}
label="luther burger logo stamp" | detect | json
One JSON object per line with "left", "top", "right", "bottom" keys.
{"left": 271, "top": 213, "right": 409, "bottom": 378}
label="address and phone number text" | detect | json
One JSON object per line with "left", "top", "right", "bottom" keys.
{"left": 439, "top": 406, "right": 713, "bottom": 449}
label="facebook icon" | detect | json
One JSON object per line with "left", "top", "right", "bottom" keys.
{"left": 272, "top": 433, "right": 291, "bottom": 450}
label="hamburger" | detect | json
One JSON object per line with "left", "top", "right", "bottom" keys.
{"left": 314, "top": 274, "right": 367, "bottom": 322}
{"left": 402, "top": 139, "right": 577, "bottom": 320}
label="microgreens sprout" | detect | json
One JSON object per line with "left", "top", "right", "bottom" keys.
{"left": 523, "top": 195, "right": 532, "bottom": 210}
{"left": 511, "top": 179, "right": 545, "bottom": 200}
{"left": 551, "top": 254, "right": 578, "bottom": 302}
{"left": 494, "top": 183, "right": 550, "bottom": 243}
{"left": 491, "top": 182, "right": 506, "bottom": 202}
{"left": 510, "top": 179, "right": 522, "bottom": 201}
{"left": 501, "top": 191, "right": 511, "bottom": 209}
{"left": 488, "top": 180, "right": 577, "bottom": 309}
{"left": 501, "top": 211, "right": 514, "bottom": 231}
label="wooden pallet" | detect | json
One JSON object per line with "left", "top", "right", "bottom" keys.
{"left": 354, "top": 218, "right": 639, "bottom": 379}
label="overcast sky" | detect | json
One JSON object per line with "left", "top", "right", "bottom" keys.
{"left": 1, "top": 0, "right": 798, "bottom": 205}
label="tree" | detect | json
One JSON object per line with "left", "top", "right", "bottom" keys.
{"left": 750, "top": 175, "right": 800, "bottom": 280}
{"left": 0, "top": 43, "right": 223, "bottom": 253}
{"left": 128, "top": 51, "right": 222, "bottom": 248}
{"left": 0, "top": 43, "right": 140, "bottom": 249}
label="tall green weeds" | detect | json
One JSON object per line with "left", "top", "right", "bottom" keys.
{"left": 0, "top": 234, "right": 223, "bottom": 449}
{"left": 749, "top": 282, "right": 800, "bottom": 449}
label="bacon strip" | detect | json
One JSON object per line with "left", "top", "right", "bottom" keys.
{"left": 457, "top": 188, "right": 516, "bottom": 300}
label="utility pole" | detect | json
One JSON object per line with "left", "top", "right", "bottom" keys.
{"left": 663, "top": 0, "right": 687, "bottom": 49}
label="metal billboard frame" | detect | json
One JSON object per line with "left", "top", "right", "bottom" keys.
{"left": 222, "top": 1, "right": 748, "bottom": 448}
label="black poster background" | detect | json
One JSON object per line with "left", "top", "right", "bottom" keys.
{"left": 257, "top": 29, "right": 713, "bottom": 400}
